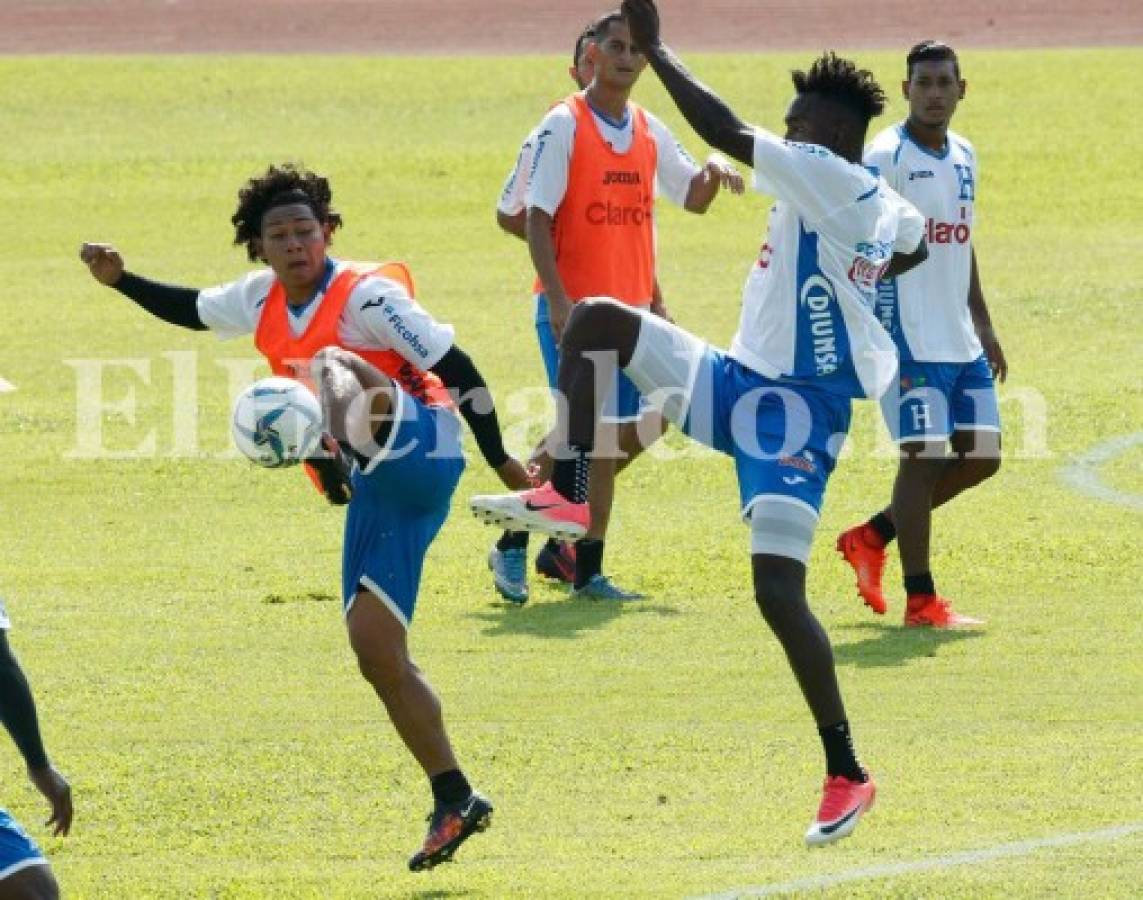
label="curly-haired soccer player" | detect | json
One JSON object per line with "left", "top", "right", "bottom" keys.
{"left": 80, "top": 163, "right": 530, "bottom": 871}
{"left": 471, "top": 0, "right": 928, "bottom": 846}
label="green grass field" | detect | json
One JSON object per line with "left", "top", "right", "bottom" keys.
{"left": 0, "top": 48, "right": 1141, "bottom": 897}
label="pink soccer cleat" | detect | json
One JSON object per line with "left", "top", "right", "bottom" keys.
{"left": 469, "top": 482, "right": 589, "bottom": 542}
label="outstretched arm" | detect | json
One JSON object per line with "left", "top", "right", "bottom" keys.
{"left": 79, "top": 242, "right": 206, "bottom": 331}
{"left": 623, "top": 0, "right": 754, "bottom": 167}
{"left": 0, "top": 632, "right": 73, "bottom": 836}
{"left": 431, "top": 346, "right": 530, "bottom": 489}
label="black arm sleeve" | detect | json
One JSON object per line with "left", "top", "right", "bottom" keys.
{"left": 113, "top": 272, "right": 208, "bottom": 331}
{"left": 645, "top": 43, "right": 756, "bottom": 168}
{"left": 429, "top": 345, "right": 510, "bottom": 470}
{"left": 0, "top": 633, "right": 49, "bottom": 770}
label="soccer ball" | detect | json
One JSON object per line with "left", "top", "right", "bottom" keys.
{"left": 231, "top": 376, "right": 323, "bottom": 468}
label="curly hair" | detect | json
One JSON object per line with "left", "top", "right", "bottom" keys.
{"left": 792, "top": 52, "right": 887, "bottom": 125}
{"left": 231, "top": 163, "right": 343, "bottom": 262}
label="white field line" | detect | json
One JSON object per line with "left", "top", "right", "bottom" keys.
{"left": 696, "top": 821, "right": 1143, "bottom": 898}
{"left": 1059, "top": 431, "right": 1143, "bottom": 512}
{"left": 0, "top": 377, "right": 14, "bottom": 393}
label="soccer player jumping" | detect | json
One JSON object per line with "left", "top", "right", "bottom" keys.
{"left": 837, "top": 41, "right": 1005, "bottom": 628}
{"left": 472, "top": 0, "right": 928, "bottom": 845}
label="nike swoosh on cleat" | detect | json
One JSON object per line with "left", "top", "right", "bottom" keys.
{"left": 818, "top": 803, "right": 863, "bottom": 835}
{"left": 458, "top": 797, "right": 477, "bottom": 818}
{"left": 524, "top": 500, "right": 563, "bottom": 512}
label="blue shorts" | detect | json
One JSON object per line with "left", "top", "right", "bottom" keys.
{"left": 0, "top": 809, "right": 46, "bottom": 882}
{"left": 535, "top": 293, "right": 648, "bottom": 423}
{"left": 341, "top": 389, "right": 465, "bottom": 628}
{"left": 680, "top": 351, "right": 852, "bottom": 518}
{"left": 882, "top": 355, "right": 1001, "bottom": 442}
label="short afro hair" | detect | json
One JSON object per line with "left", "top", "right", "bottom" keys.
{"left": 906, "top": 40, "right": 960, "bottom": 79}
{"left": 231, "top": 163, "right": 343, "bottom": 262}
{"left": 792, "top": 52, "right": 887, "bottom": 126}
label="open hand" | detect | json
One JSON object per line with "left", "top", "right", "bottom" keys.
{"left": 29, "top": 764, "right": 72, "bottom": 837}
{"left": 978, "top": 326, "right": 1008, "bottom": 383}
{"left": 622, "top": 0, "right": 661, "bottom": 51}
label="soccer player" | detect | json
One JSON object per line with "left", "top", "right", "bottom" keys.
{"left": 80, "top": 163, "right": 531, "bottom": 871}
{"left": 837, "top": 41, "right": 1004, "bottom": 628}
{"left": 472, "top": 0, "right": 928, "bottom": 845}
{"left": 0, "top": 598, "right": 72, "bottom": 900}
{"left": 489, "top": 9, "right": 744, "bottom": 604}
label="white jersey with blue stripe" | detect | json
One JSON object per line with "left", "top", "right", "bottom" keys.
{"left": 865, "top": 124, "right": 982, "bottom": 363}
{"left": 729, "top": 129, "right": 925, "bottom": 399}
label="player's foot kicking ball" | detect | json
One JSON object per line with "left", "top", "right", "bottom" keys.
{"left": 470, "top": 483, "right": 589, "bottom": 542}
{"left": 904, "top": 594, "right": 984, "bottom": 628}
{"left": 805, "top": 773, "right": 876, "bottom": 847}
{"left": 535, "top": 540, "right": 576, "bottom": 584}
{"left": 488, "top": 545, "right": 528, "bottom": 605}
{"left": 408, "top": 791, "right": 494, "bottom": 871}
{"left": 836, "top": 524, "right": 888, "bottom": 614}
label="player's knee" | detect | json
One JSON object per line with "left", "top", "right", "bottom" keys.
{"left": 563, "top": 299, "right": 637, "bottom": 356}
{"left": 352, "top": 640, "right": 410, "bottom": 695}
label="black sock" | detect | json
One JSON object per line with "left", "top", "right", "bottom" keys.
{"left": 552, "top": 446, "right": 591, "bottom": 504}
{"left": 496, "top": 530, "right": 529, "bottom": 551}
{"left": 430, "top": 769, "right": 472, "bottom": 806}
{"left": 904, "top": 572, "right": 936, "bottom": 596}
{"left": 868, "top": 511, "right": 897, "bottom": 544}
{"left": 574, "top": 538, "right": 604, "bottom": 589}
{"left": 543, "top": 538, "right": 562, "bottom": 554}
{"left": 818, "top": 721, "right": 866, "bottom": 782}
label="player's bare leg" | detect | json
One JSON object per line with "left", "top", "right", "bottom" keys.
{"left": 347, "top": 592, "right": 492, "bottom": 871}
{"left": 751, "top": 553, "right": 875, "bottom": 845}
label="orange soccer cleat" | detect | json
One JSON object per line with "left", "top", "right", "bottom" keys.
{"left": 904, "top": 594, "right": 985, "bottom": 628}
{"left": 836, "top": 524, "right": 888, "bottom": 614}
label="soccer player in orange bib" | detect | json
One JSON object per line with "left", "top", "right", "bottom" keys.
{"left": 80, "top": 163, "right": 529, "bottom": 871}
{"left": 490, "top": 10, "right": 743, "bottom": 603}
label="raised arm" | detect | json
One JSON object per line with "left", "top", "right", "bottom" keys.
{"left": 79, "top": 242, "right": 206, "bottom": 331}
{"left": 622, "top": 0, "right": 754, "bottom": 168}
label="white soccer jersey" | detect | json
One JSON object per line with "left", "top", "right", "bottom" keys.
{"left": 729, "top": 129, "right": 925, "bottom": 400}
{"left": 865, "top": 124, "right": 982, "bottom": 362}
{"left": 497, "top": 125, "right": 540, "bottom": 217}
{"left": 196, "top": 260, "right": 455, "bottom": 369}
{"left": 525, "top": 100, "right": 700, "bottom": 215}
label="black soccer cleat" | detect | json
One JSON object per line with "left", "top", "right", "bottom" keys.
{"left": 408, "top": 791, "right": 493, "bottom": 872}
{"left": 305, "top": 433, "right": 354, "bottom": 506}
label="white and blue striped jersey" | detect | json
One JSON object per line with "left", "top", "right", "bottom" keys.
{"left": 865, "top": 124, "right": 981, "bottom": 363}
{"left": 729, "top": 129, "right": 925, "bottom": 399}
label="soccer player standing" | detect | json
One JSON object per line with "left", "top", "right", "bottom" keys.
{"left": 0, "top": 597, "right": 72, "bottom": 900}
{"left": 472, "top": 0, "right": 927, "bottom": 844}
{"left": 80, "top": 164, "right": 529, "bottom": 870}
{"left": 837, "top": 41, "right": 1005, "bottom": 627}
{"left": 487, "top": 10, "right": 744, "bottom": 604}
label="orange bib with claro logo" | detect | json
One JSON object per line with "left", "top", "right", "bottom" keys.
{"left": 551, "top": 93, "right": 657, "bottom": 306}
{"left": 254, "top": 260, "right": 453, "bottom": 409}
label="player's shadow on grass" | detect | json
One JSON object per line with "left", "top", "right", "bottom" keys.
{"left": 468, "top": 591, "right": 681, "bottom": 640}
{"left": 832, "top": 621, "right": 984, "bottom": 667}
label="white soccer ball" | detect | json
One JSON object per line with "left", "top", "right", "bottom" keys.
{"left": 231, "top": 376, "right": 324, "bottom": 468}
